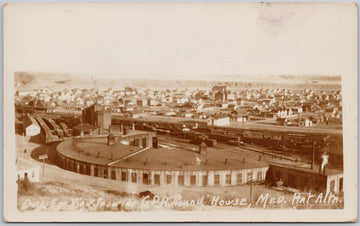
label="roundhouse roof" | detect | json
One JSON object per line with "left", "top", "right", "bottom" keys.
{"left": 57, "top": 137, "right": 268, "bottom": 171}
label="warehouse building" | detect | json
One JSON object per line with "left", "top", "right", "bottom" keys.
{"left": 82, "top": 104, "right": 111, "bottom": 132}
{"left": 267, "top": 164, "right": 343, "bottom": 194}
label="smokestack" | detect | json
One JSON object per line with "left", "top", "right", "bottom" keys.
{"left": 311, "top": 140, "right": 316, "bottom": 170}
{"left": 132, "top": 122, "right": 135, "bottom": 131}
{"left": 107, "top": 134, "right": 115, "bottom": 145}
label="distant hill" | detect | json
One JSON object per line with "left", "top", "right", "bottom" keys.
{"left": 14, "top": 71, "right": 341, "bottom": 90}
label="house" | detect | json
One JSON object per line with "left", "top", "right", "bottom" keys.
{"left": 23, "top": 114, "right": 41, "bottom": 136}
{"left": 125, "top": 109, "right": 143, "bottom": 119}
{"left": 298, "top": 116, "right": 313, "bottom": 127}
{"left": 17, "top": 90, "right": 37, "bottom": 97}
{"left": 16, "top": 158, "right": 40, "bottom": 182}
{"left": 176, "top": 97, "right": 189, "bottom": 104}
{"left": 292, "top": 106, "right": 303, "bottom": 114}
{"left": 125, "top": 99, "right": 136, "bottom": 106}
{"left": 237, "top": 115, "right": 248, "bottom": 123}
{"left": 258, "top": 98, "right": 272, "bottom": 106}
{"left": 227, "top": 92, "right": 236, "bottom": 101}
{"left": 221, "top": 103, "right": 229, "bottom": 109}
{"left": 165, "top": 111, "right": 176, "bottom": 116}
{"left": 207, "top": 114, "right": 230, "bottom": 126}
{"left": 124, "top": 107, "right": 134, "bottom": 112}
{"left": 184, "top": 112, "right": 193, "bottom": 118}
{"left": 147, "top": 98, "right": 157, "bottom": 106}
{"left": 165, "top": 96, "right": 173, "bottom": 103}
{"left": 137, "top": 99, "right": 147, "bottom": 107}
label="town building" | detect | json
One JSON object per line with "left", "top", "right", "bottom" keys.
{"left": 207, "top": 114, "right": 230, "bottom": 126}
{"left": 137, "top": 99, "right": 148, "bottom": 107}
{"left": 23, "top": 114, "right": 41, "bottom": 136}
{"left": 213, "top": 85, "right": 227, "bottom": 102}
{"left": 16, "top": 158, "right": 40, "bottom": 182}
{"left": 82, "top": 104, "right": 111, "bottom": 132}
{"left": 267, "top": 164, "right": 343, "bottom": 194}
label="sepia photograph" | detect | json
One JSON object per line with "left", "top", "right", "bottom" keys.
{"left": 3, "top": 2, "right": 358, "bottom": 222}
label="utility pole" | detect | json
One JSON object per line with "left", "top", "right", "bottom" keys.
{"left": 250, "top": 182, "right": 253, "bottom": 204}
{"left": 311, "top": 139, "right": 316, "bottom": 170}
{"left": 42, "top": 158, "right": 45, "bottom": 181}
{"left": 39, "top": 154, "right": 48, "bottom": 183}
{"left": 248, "top": 174, "right": 253, "bottom": 204}
{"left": 22, "top": 132, "right": 25, "bottom": 157}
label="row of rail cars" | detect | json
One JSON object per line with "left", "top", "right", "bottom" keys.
{"left": 34, "top": 116, "right": 60, "bottom": 143}
{"left": 112, "top": 117, "right": 343, "bottom": 166}
{"left": 33, "top": 115, "right": 74, "bottom": 143}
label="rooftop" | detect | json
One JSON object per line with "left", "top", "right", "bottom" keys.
{"left": 73, "top": 123, "right": 99, "bottom": 131}
{"left": 24, "top": 114, "right": 40, "bottom": 127}
{"left": 57, "top": 137, "right": 269, "bottom": 171}
{"left": 270, "top": 163, "right": 343, "bottom": 176}
{"left": 16, "top": 158, "right": 40, "bottom": 171}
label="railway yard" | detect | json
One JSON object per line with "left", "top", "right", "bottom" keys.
{"left": 17, "top": 111, "right": 343, "bottom": 171}
{"left": 15, "top": 104, "right": 344, "bottom": 211}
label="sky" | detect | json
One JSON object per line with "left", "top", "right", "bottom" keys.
{"left": 4, "top": 2, "right": 357, "bottom": 80}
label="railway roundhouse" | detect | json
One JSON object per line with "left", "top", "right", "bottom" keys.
{"left": 55, "top": 131, "right": 269, "bottom": 187}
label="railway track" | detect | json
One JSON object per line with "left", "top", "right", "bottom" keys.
{"left": 157, "top": 134, "right": 308, "bottom": 166}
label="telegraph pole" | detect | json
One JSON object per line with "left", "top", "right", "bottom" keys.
{"left": 311, "top": 140, "right": 316, "bottom": 170}
{"left": 39, "top": 154, "right": 48, "bottom": 183}
{"left": 248, "top": 175, "right": 253, "bottom": 204}
{"left": 250, "top": 182, "right": 253, "bottom": 204}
